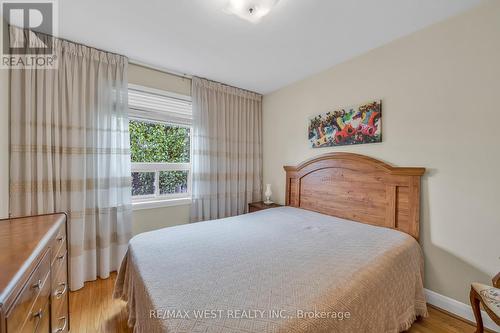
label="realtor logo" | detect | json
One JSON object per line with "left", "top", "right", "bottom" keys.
{"left": 1, "top": 0, "right": 57, "bottom": 68}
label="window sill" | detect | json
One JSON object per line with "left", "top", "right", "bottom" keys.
{"left": 132, "top": 197, "right": 192, "bottom": 211}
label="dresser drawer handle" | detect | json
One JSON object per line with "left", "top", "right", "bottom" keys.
{"left": 56, "top": 236, "right": 64, "bottom": 242}
{"left": 53, "top": 316, "right": 67, "bottom": 333}
{"left": 32, "top": 308, "right": 43, "bottom": 330}
{"left": 33, "top": 308, "right": 43, "bottom": 319}
{"left": 31, "top": 279, "right": 42, "bottom": 290}
{"left": 54, "top": 282, "right": 67, "bottom": 298}
{"left": 57, "top": 253, "right": 65, "bottom": 261}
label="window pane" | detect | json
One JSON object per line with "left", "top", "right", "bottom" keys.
{"left": 159, "top": 171, "right": 188, "bottom": 195}
{"left": 131, "top": 172, "right": 155, "bottom": 196}
{"left": 130, "top": 119, "right": 190, "bottom": 163}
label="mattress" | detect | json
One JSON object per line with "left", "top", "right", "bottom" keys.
{"left": 114, "top": 206, "right": 427, "bottom": 333}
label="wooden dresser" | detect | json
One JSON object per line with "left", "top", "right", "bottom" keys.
{"left": 0, "top": 214, "right": 69, "bottom": 333}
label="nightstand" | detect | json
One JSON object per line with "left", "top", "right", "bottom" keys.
{"left": 248, "top": 201, "right": 283, "bottom": 213}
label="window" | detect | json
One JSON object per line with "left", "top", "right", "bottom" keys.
{"left": 128, "top": 84, "right": 192, "bottom": 206}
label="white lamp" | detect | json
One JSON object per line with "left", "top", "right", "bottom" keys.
{"left": 264, "top": 183, "right": 273, "bottom": 204}
{"left": 226, "top": 0, "right": 280, "bottom": 23}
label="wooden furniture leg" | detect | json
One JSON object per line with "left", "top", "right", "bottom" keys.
{"left": 470, "top": 287, "right": 484, "bottom": 333}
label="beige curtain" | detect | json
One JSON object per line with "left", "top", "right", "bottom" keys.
{"left": 191, "top": 77, "right": 263, "bottom": 222}
{"left": 9, "top": 26, "right": 132, "bottom": 290}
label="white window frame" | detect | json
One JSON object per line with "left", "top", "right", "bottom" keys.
{"left": 128, "top": 84, "right": 193, "bottom": 209}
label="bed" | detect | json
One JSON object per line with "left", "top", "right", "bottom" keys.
{"left": 114, "top": 153, "right": 427, "bottom": 333}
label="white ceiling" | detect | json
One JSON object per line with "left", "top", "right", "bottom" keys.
{"left": 59, "top": 0, "right": 484, "bottom": 94}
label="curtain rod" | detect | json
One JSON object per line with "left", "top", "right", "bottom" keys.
{"left": 130, "top": 60, "right": 262, "bottom": 96}
{"left": 11, "top": 25, "right": 192, "bottom": 81}
{"left": 129, "top": 59, "right": 192, "bottom": 80}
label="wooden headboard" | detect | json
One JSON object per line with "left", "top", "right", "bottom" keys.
{"left": 283, "top": 153, "right": 425, "bottom": 240}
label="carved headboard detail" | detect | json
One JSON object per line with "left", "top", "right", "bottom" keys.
{"left": 283, "top": 153, "right": 425, "bottom": 240}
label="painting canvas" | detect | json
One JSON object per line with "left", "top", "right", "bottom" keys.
{"left": 308, "top": 100, "right": 382, "bottom": 148}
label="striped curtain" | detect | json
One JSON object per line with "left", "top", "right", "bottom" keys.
{"left": 9, "top": 27, "right": 132, "bottom": 291}
{"left": 191, "top": 77, "right": 263, "bottom": 222}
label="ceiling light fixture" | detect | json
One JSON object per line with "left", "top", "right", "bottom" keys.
{"left": 226, "top": 0, "right": 280, "bottom": 23}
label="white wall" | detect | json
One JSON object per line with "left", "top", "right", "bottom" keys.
{"left": 128, "top": 63, "right": 191, "bottom": 97}
{"left": 0, "top": 62, "right": 8, "bottom": 219}
{"left": 263, "top": 1, "right": 500, "bottom": 304}
{"left": 128, "top": 63, "right": 193, "bottom": 234}
{"left": 132, "top": 204, "right": 191, "bottom": 235}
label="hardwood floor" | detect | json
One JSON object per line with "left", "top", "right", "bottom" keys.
{"left": 69, "top": 274, "right": 478, "bottom": 333}
{"left": 69, "top": 273, "right": 130, "bottom": 333}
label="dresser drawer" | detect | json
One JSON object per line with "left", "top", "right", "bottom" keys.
{"left": 51, "top": 252, "right": 67, "bottom": 297}
{"left": 50, "top": 224, "right": 66, "bottom": 266}
{"left": 51, "top": 290, "right": 68, "bottom": 333}
{"left": 14, "top": 298, "right": 50, "bottom": 333}
{"left": 36, "top": 301, "right": 50, "bottom": 333}
{"left": 36, "top": 300, "right": 50, "bottom": 333}
{"left": 7, "top": 273, "right": 50, "bottom": 333}
{"left": 51, "top": 247, "right": 67, "bottom": 283}
{"left": 51, "top": 253, "right": 68, "bottom": 307}
{"left": 51, "top": 249, "right": 68, "bottom": 333}
{"left": 6, "top": 251, "right": 51, "bottom": 333}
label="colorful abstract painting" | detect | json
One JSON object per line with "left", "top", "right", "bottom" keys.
{"left": 308, "top": 100, "right": 382, "bottom": 148}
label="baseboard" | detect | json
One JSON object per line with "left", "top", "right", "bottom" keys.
{"left": 425, "top": 288, "right": 499, "bottom": 332}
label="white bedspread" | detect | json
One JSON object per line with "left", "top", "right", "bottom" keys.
{"left": 114, "top": 207, "right": 427, "bottom": 333}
